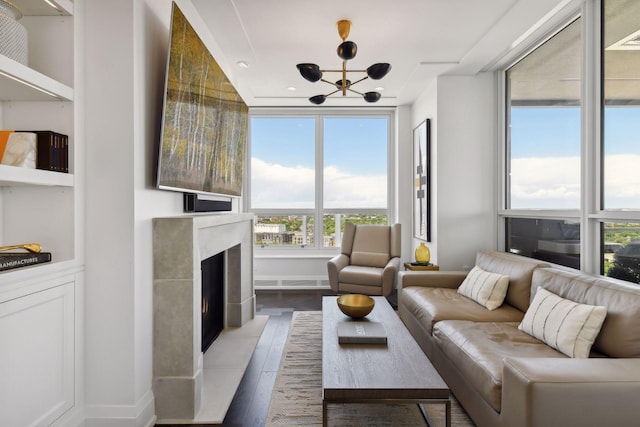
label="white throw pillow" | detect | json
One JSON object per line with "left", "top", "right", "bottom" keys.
{"left": 519, "top": 287, "right": 607, "bottom": 358}
{"left": 457, "top": 265, "right": 510, "bottom": 310}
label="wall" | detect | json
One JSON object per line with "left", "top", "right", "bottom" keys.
{"left": 435, "top": 73, "right": 498, "bottom": 269}
{"left": 84, "top": 0, "right": 201, "bottom": 425}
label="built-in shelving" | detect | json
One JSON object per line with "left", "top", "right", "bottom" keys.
{"left": 0, "top": 0, "right": 76, "bottom": 274}
{"left": 0, "top": 164, "right": 73, "bottom": 186}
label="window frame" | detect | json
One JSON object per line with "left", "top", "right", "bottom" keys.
{"left": 497, "top": 0, "right": 640, "bottom": 281}
{"left": 245, "top": 107, "right": 395, "bottom": 254}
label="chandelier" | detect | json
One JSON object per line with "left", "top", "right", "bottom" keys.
{"left": 296, "top": 20, "right": 391, "bottom": 105}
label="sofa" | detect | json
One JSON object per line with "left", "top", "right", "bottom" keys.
{"left": 398, "top": 250, "right": 640, "bottom": 427}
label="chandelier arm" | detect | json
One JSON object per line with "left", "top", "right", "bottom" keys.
{"left": 320, "top": 69, "right": 368, "bottom": 73}
{"left": 349, "top": 76, "right": 369, "bottom": 86}
{"left": 346, "top": 87, "right": 365, "bottom": 96}
{"left": 324, "top": 89, "right": 341, "bottom": 97}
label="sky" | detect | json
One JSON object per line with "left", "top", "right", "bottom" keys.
{"left": 510, "top": 107, "right": 640, "bottom": 209}
{"left": 249, "top": 108, "right": 640, "bottom": 211}
{"left": 250, "top": 117, "right": 387, "bottom": 209}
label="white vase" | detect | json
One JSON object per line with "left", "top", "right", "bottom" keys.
{"left": 0, "top": 0, "right": 28, "bottom": 65}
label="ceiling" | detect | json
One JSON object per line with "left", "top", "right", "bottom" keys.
{"left": 191, "top": 0, "right": 575, "bottom": 108}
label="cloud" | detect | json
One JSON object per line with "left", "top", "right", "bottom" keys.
{"left": 251, "top": 158, "right": 386, "bottom": 209}
{"left": 510, "top": 154, "right": 640, "bottom": 209}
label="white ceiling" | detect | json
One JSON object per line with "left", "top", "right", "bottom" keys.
{"left": 191, "top": 0, "right": 574, "bottom": 107}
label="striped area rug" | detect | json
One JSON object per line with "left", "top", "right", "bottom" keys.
{"left": 265, "top": 311, "right": 475, "bottom": 427}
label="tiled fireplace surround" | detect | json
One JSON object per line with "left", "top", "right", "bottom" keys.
{"left": 152, "top": 213, "right": 255, "bottom": 420}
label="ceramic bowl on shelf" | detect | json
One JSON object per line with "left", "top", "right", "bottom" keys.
{"left": 337, "top": 294, "right": 375, "bottom": 318}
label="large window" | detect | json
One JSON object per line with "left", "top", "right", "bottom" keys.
{"left": 249, "top": 112, "right": 391, "bottom": 249}
{"left": 504, "top": 18, "right": 583, "bottom": 270}
{"left": 502, "top": 1, "right": 640, "bottom": 284}
{"left": 600, "top": 0, "right": 640, "bottom": 282}
{"left": 506, "top": 18, "right": 582, "bottom": 210}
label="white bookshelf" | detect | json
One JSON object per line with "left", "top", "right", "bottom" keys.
{"left": 0, "top": 1, "right": 81, "bottom": 424}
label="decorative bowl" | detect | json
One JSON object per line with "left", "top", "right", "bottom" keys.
{"left": 337, "top": 294, "right": 375, "bottom": 318}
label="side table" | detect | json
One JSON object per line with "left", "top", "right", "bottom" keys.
{"left": 404, "top": 262, "right": 439, "bottom": 271}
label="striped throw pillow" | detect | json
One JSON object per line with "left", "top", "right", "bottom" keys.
{"left": 519, "top": 287, "right": 607, "bottom": 358}
{"left": 457, "top": 265, "right": 510, "bottom": 310}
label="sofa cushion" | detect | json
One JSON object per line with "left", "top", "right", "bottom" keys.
{"left": 458, "top": 265, "right": 509, "bottom": 310}
{"left": 475, "top": 250, "right": 549, "bottom": 312}
{"left": 519, "top": 287, "right": 607, "bottom": 358}
{"left": 433, "top": 320, "right": 566, "bottom": 412}
{"left": 401, "top": 286, "right": 524, "bottom": 334}
{"left": 532, "top": 267, "right": 640, "bottom": 357}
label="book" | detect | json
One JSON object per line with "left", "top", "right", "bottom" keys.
{"left": 337, "top": 321, "right": 387, "bottom": 344}
{"left": 16, "top": 130, "right": 69, "bottom": 173}
{"left": 0, "top": 252, "right": 52, "bottom": 272}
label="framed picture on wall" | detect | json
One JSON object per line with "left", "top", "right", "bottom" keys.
{"left": 413, "top": 119, "right": 431, "bottom": 241}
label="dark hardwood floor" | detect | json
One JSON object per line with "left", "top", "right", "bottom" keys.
{"left": 158, "top": 289, "right": 398, "bottom": 427}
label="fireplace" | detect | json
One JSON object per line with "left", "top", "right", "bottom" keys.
{"left": 152, "top": 213, "right": 255, "bottom": 420}
{"left": 201, "top": 251, "right": 225, "bottom": 353}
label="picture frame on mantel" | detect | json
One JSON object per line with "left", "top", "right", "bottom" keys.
{"left": 413, "top": 119, "right": 431, "bottom": 241}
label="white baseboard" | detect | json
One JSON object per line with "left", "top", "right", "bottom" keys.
{"left": 84, "top": 390, "right": 156, "bottom": 427}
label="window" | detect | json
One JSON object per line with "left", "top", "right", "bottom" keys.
{"left": 503, "top": 18, "right": 583, "bottom": 270}
{"left": 248, "top": 112, "right": 392, "bottom": 249}
{"left": 600, "top": 0, "right": 640, "bottom": 283}
{"left": 506, "top": 18, "right": 582, "bottom": 210}
{"left": 502, "top": 2, "right": 640, "bottom": 284}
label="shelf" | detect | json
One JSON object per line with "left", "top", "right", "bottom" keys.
{"left": 0, "top": 164, "right": 73, "bottom": 187}
{"left": 0, "top": 55, "right": 73, "bottom": 102}
{"left": 12, "top": 0, "right": 73, "bottom": 16}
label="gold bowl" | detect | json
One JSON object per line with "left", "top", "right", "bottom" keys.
{"left": 337, "top": 294, "right": 375, "bottom": 318}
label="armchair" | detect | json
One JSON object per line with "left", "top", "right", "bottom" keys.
{"left": 327, "top": 222, "right": 401, "bottom": 297}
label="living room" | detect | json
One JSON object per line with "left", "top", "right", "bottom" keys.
{"left": 1, "top": 0, "right": 639, "bottom": 426}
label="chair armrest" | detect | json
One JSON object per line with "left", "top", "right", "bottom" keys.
{"left": 398, "top": 270, "right": 468, "bottom": 290}
{"left": 381, "top": 257, "right": 401, "bottom": 296}
{"left": 327, "top": 254, "right": 350, "bottom": 292}
{"left": 502, "top": 357, "right": 640, "bottom": 427}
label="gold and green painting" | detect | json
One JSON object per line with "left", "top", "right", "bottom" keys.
{"left": 157, "top": 2, "right": 248, "bottom": 197}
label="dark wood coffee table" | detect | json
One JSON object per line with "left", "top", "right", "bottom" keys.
{"left": 322, "top": 296, "right": 450, "bottom": 426}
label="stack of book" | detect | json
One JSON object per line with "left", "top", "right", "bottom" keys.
{"left": 0, "top": 252, "right": 52, "bottom": 272}
{"left": 0, "top": 130, "right": 69, "bottom": 173}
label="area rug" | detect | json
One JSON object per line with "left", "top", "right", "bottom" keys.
{"left": 265, "top": 311, "right": 475, "bottom": 427}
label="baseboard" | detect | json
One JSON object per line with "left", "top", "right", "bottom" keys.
{"left": 84, "top": 390, "right": 156, "bottom": 427}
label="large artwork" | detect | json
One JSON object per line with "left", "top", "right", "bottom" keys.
{"left": 157, "top": 3, "right": 248, "bottom": 197}
{"left": 413, "top": 119, "right": 430, "bottom": 241}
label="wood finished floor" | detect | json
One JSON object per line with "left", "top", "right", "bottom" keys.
{"left": 158, "top": 289, "right": 398, "bottom": 427}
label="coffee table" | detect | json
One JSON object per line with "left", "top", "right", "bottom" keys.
{"left": 322, "top": 296, "right": 450, "bottom": 427}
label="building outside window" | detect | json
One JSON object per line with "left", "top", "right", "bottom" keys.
{"left": 502, "top": 1, "right": 640, "bottom": 284}
{"left": 248, "top": 112, "right": 392, "bottom": 250}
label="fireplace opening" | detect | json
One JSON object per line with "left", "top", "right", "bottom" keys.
{"left": 202, "top": 251, "right": 225, "bottom": 353}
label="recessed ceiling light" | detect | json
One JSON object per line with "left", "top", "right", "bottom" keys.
{"left": 287, "top": 86, "right": 297, "bottom": 91}
{"left": 375, "top": 87, "right": 384, "bottom": 91}
{"left": 237, "top": 61, "right": 249, "bottom": 68}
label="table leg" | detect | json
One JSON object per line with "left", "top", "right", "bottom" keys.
{"left": 445, "top": 399, "right": 451, "bottom": 427}
{"left": 322, "top": 400, "right": 327, "bottom": 427}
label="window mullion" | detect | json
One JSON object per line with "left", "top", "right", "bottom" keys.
{"left": 315, "top": 115, "right": 324, "bottom": 248}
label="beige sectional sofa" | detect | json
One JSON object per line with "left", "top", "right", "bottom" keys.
{"left": 398, "top": 250, "right": 640, "bottom": 427}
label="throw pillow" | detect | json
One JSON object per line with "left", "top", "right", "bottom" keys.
{"left": 519, "top": 287, "right": 607, "bottom": 358}
{"left": 457, "top": 265, "right": 510, "bottom": 310}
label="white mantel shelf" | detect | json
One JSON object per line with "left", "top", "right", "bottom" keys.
{"left": 152, "top": 213, "right": 255, "bottom": 421}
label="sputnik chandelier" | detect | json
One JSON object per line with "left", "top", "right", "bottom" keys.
{"left": 296, "top": 19, "right": 391, "bottom": 105}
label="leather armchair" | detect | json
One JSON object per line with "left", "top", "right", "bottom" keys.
{"left": 327, "top": 222, "right": 401, "bottom": 297}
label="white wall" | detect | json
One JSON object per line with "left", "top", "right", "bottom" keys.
{"left": 83, "top": 0, "right": 188, "bottom": 425}
{"left": 435, "top": 73, "right": 498, "bottom": 269}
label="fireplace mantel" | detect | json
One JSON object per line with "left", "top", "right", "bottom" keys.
{"left": 152, "top": 213, "right": 255, "bottom": 420}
